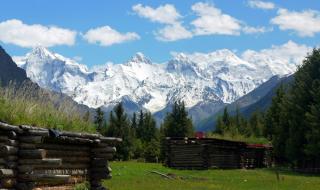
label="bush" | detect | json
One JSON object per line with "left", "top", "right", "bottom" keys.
{"left": 143, "top": 139, "right": 160, "bottom": 163}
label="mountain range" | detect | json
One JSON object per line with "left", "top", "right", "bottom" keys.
{"left": 13, "top": 46, "right": 299, "bottom": 129}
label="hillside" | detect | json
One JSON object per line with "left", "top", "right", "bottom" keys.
{"left": 198, "top": 75, "right": 294, "bottom": 131}
{"left": 0, "top": 45, "right": 95, "bottom": 132}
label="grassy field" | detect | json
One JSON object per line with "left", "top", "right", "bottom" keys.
{"left": 103, "top": 161, "right": 320, "bottom": 190}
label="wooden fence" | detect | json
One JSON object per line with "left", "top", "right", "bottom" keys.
{"left": 164, "top": 137, "right": 272, "bottom": 170}
{"left": 0, "top": 121, "right": 121, "bottom": 190}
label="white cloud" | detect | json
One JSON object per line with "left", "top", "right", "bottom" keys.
{"left": 243, "top": 26, "right": 273, "bottom": 34}
{"left": 191, "top": 2, "right": 242, "bottom": 36}
{"left": 83, "top": 26, "right": 140, "bottom": 46}
{"left": 248, "top": 0, "right": 275, "bottom": 10}
{"left": 133, "top": 2, "right": 271, "bottom": 41}
{"left": 242, "top": 40, "right": 312, "bottom": 65}
{"left": 132, "top": 3, "right": 191, "bottom": 41}
{"left": 155, "top": 23, "right": 193, "bottom": 41}
{"left": 132, "top": 4, "right": 181, "bottom": 25}
{"left": 0, "top": 19, "right": 76, "bottom": 48}
{"left": 271, "top": 9, "right": 320, "bottom": 37}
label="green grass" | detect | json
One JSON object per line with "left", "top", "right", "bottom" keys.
{"left": 104, "top": 161, "right": 320, "bottom": 190}
{"left": 207, "top": 132, "right": 269, "bottom": 144}
{"left": 0, "top": 85, "right": 96, "bottom": 133}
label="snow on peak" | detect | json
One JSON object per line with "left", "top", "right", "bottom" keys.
{"left": 16, "top": 46, "right": 302, "bottom": 114}
{"left": 30, "top": 46, "right": 55, "bottom": 59}
{"left": 128, "top": 52, "right": 151, "bottom": 64}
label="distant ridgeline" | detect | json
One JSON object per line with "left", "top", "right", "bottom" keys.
{"left": 0, "top": 121, "right": 121, "bottom": 190}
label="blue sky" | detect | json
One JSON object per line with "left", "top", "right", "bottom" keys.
{"left": 0, "top": 0, "right": 319, "bottom": 67}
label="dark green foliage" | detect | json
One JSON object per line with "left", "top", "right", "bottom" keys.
{"left": 162, "top": 101, "right": 194, "bottom": 137}
{"left": 265, "top": 49, "right": 320, "bottom": 166}
{"left": 214, "top": 106, "right": 265, "bottom": 139}
{"left": 94, "top": 107, "right": 105, "bottom": 133}
{"left": 222, "top": 107, "right": 231, "bottom": 129}
{"left": 107, "top": 103, "right": 134, "bottom": 161}
{"left": 143, "top": 139, "right": 160, "bottom": 162}
{"left": 134, "top": 110, "right": 160, "bottom": 162}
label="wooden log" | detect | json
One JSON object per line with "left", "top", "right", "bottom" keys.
{"left": 0, "top": 162, "right": 17, "bottom": 169}
{"left": 32, "top": 169, "right": 88, "bottom": 176}
{"left": 91, "top": 153, "right": 114, "bottom": 160}
{"left": 18, "top": 163, "right": 89, "bottom": 173}
{"left": 19, "top": 149, "right": 47, "bottom": 159}
{"left": 19, "top": 143, "right": 89, "bottom": 151}
{"left": 61, "top": 157, "right": 90, "bottom": 163}
{"left": 46, "top": 150, "right": 89, "bottom": 157}
{"left": 91, "top": 147, "right": 116, "bottom": 153}
{"left": 31, "top": 185, "right": 74, "bottom": 190}
{"left": 19, "top": 136, "right": 43, "bottom": 144}
{"left": 0, "top": 146, "right": 18, "bottom": 155}
{"left": 0, "top": 169, "right": 15, "bottom": 178}
{"left": 58, "top": 131, "right": 101, "bottom": 139}
{"left": 0, "top": 178, "right": 16, "bottom": 188}
{"left": 0, "top": 139, "right": 18, "bottom": 146}
{"left": 100, "top": 137, "right": 122, "bottom": 143}
{"left": 19, "top": 125, "right": 47, "bottom": 131}
{"left": 44, "top": 136, "right": 93, "bottom": 144}
{"left": 25, "top": 130, "right": 49, "bottom": 136}
{"left": 0, "top": 122, "right": 23, "bottom": 133}
{"left": 18, "top": 174, "right": 70, "bottom": 182}
{"left": 1, "top": 131, "right": 17, "bottom": 139}
{"left": 18, "top": 158, "right": 62, "bottom": 165}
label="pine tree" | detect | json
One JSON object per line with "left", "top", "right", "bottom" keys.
{"left": 131, "top": 112, "right": 137, "bottom": 137}
{"left": 136, "top": 110, "right": 144, "bottom": 139}
{"left": 214, "top": 115, "right": 224, "bottom": 134}
{"left": 107, "top": 103, "right": 133, "bottom": 160}
{"left": 142, "top": 112, "right": 158, "bottom": 142}
{"left": 94, "top": 107, "right": 105, "bottom": 133}
{"left": 305, "top": 80, "right": 320, "bottom": 160}
{"left": 162, "top": 101, "right": 194, "bottom": 137}
{"left": 266, "top": 49, "right": 320, "bottom": 166}
{"left": 222, "top": 107, "right": 231, "bottom": 129}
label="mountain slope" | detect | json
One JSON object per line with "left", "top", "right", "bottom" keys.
{"left": 198, "top": 75, "right": 294, "bottom": 131}
{"left": 0, "top": 46, "right": 29, "bottom": 86}
{"left": 0, "top": 45, "right": 93, "bottom": 119}
{"left": 15, "top": 47, "right": 299, "bottom": 127}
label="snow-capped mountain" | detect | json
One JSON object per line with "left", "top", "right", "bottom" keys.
{"left": 14, "top": 46, "right": 299, "bottom": 125}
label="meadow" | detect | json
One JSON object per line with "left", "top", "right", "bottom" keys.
{"left": 104, "top": 161, "right": 320, "bottom": 190}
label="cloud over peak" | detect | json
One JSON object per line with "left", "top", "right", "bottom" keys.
{"left": 191, "top": 2, "right": 242, "bottom": 36}
{"left": 271, "top": 9, "right": 320, "bottom": 37}
{"left": 248, "top": 0, "right": 275, "bottom": 10}
{"left": 83, "top": 26, "right": 140, "bottom": 46}
{"left": 0, "top": 19, "right": 76, "bottom": 48}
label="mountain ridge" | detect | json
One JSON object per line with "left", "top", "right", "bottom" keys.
{"left": 14, "top": 46, "right": 300, "bottom": 127}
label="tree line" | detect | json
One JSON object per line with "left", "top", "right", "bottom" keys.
{"left": 94, "top": 101, "right": 194, "bottom": 162}
{"left": 214, "top": 48, "right": 320, "bottom": 168}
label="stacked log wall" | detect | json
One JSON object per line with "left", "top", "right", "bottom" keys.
{"left": 0, "top": 123, "right": 19, "bottom": 190}
{"left": 0, "top": 122, "right": 121, "bottom": 190}
{"left": 165, "top": 137, "right": 272, "bottom": 170}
